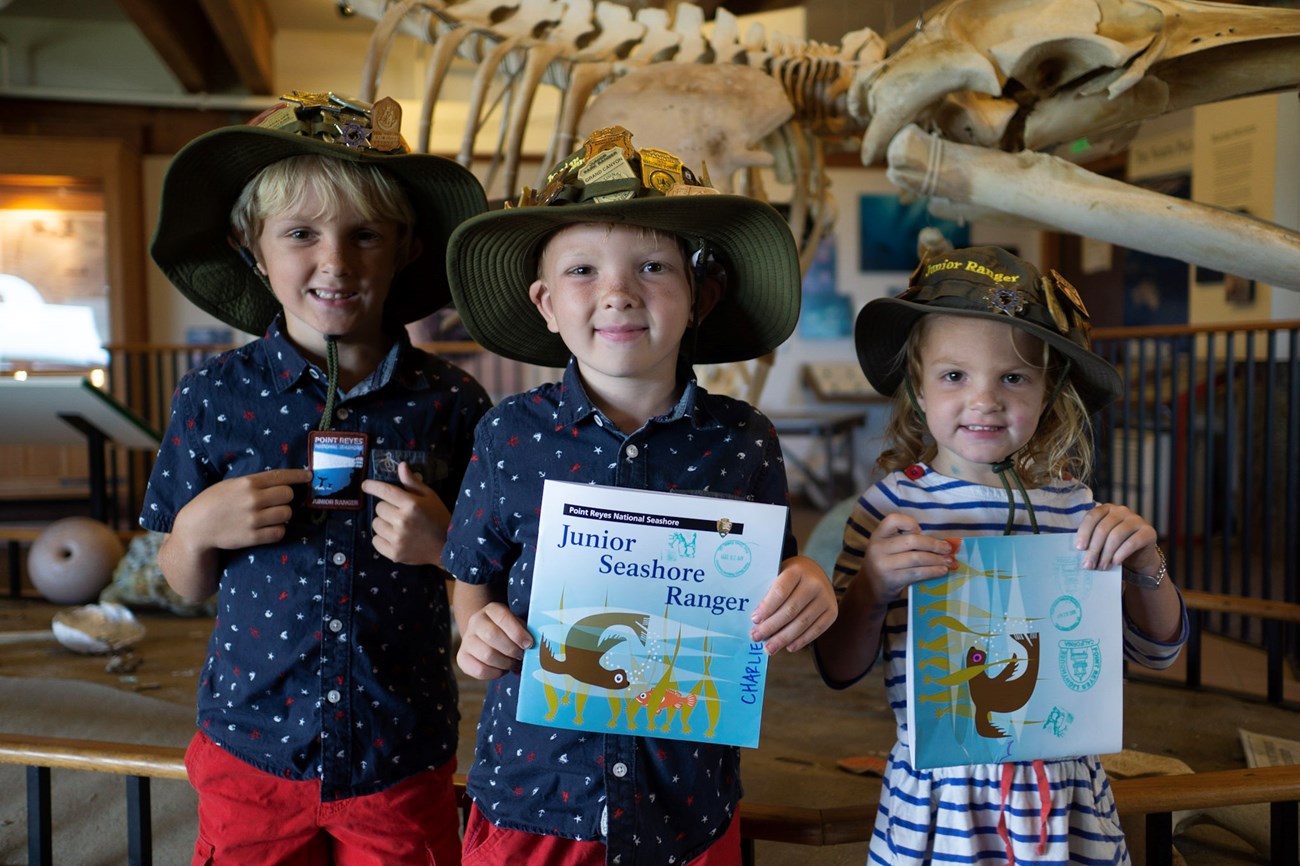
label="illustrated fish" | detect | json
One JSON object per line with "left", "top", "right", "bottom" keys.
{"left": 635, "top": 688, "right": 698, "bottom": 715}
{"left": 538, "top": 611, "right": 649, "bottom": 690}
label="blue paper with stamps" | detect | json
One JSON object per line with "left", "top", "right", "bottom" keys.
{"left": 516, "top": 480, "right": 789, "bottom": 748}
{"left": 906, "top": 534, "right": 1122, "bottom": 769}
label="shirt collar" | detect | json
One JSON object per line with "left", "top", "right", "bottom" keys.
{"left": 257, "top": 314, "right": 421, "bottom": 396}
{"left": 553, "top": 357, "right": 724, "bottom": 431}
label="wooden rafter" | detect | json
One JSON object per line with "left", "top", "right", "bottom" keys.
{"left": 114, "top": 0, "right": 273, "bottom": 95}
{"left": 200, "top": 0, "right": 275, "bottom": 95}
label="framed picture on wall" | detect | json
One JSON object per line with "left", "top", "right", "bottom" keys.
{"left": 858, "top": 195, "right": 969, "bottom": 272}
{"left": 799, "top": 235, "right": 852, "bottom": 340}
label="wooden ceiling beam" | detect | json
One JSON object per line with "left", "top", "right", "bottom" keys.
{"left": 199, "top": 0, "right": 276, "bottom": 96}
{"left": 114, "top": 0, "right": 272, "bottom": 96}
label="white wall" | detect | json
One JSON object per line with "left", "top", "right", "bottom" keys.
{"left": 1271, "top": 93, "right": 1300, "bottom": 322}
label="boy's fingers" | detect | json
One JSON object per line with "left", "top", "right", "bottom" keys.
{"left": 396, "top": 461, "right": 430, "bottom": 491}
{"left": 485, "top": 604, "right": 534, "bottom": 651}
{"left": 361, "top": 479, "right": 399, "bottom": 502}
{"left": 259, "top": 468, "right": 313, "bottom": 487}
{"left": 361, "top": 462, "right": 429, "bottom": 502}
{"left": 254, "top": 504, "right": 295, "bottom": 528}
{"left": 755, "top": 594, "right": 835, "bottom": 653}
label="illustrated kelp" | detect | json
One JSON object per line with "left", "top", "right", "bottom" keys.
{"left": 907, "top": 535, "right": 1123, "bottom": 769}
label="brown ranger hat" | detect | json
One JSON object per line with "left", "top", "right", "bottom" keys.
{"left": 150, "top": 91, "right": 487, "bottom": 336}
{"left": 446, "top": 125, "right": 801, "bottom": 367}
{"left": 854, "top": 245, "right": 1122, "bottom": 415}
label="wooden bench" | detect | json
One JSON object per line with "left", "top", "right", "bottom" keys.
{"left": 1, "top": 732, "right": 1297, "bottom": 866}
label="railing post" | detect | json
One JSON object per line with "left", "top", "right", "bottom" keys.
{"left": 127, "top": 775, "right": 153, "bottom": 866}
{"left": 1143, "top": 812, "right": 1173, "bottom": 866}
{"left": 27, "top": 764, "right": 52, "bottom": 866}
{"left": 1269, "top": 799, "right": 1298, "bottom": 866}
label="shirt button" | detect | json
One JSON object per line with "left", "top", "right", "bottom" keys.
{"left": 624, "top": 445, "right": 639, "bottom": 459}
{"left": 594, "top": 415, "right": 604, "bottom": 427}
{"left": 332, "top": 552, "right": 347, "bottom": 566}
{"left": 327, "top": 689, "right": 341, "bottom": 704}
{"left": 309, "top": 368, "right": 320, "bottom": 380}
{"left": 328, "top": 619, "right": 343, "bottom": 633}
{"left": 336, "top": 407, "right": 350, "bottom": 421}
{"left": 611, "top": 762, "right": 628, "bottom": 778}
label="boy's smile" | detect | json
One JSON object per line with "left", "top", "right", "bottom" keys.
{"left": 530, "top": 223, "right": 695, "bottom": 409}
{"left": 915, "top": 314, "right": 1049, "bottom": 485}
{"left": 256, "top": 187, "right": 405, "bottom": 355}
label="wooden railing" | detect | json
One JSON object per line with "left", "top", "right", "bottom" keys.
{"left": 1, "top": 731, "right": 1296, "bottom": 866}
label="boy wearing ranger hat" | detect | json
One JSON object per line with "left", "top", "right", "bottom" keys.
{"left": 442, "top": 126, "right": 836, "bottom": 866}
{"left": 142, "top": 92, "right": 489, "bottom": 866}
{"left": 815, "top": 245, "right": 1186, "bottom": 866}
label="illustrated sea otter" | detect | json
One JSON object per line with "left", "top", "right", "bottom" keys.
{"left": 966, "top": 633, "right": 1040, "bottom": 738}
{"left": 539, "top": 611, "right": 650, "bottom": 689}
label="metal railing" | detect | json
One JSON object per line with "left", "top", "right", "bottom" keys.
{"left": 1092, "top": 321, "right": 1300, "bottom": 703}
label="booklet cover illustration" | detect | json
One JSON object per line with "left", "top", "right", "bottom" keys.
{"left": 907, "top": 534, "right": 1122, "bottom": 769}
{"left": 517, "top": 480, "right": 789, "bottom": 748}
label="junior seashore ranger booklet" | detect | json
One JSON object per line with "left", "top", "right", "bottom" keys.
{"left": 907, "top": 534, "right": 1123, "bottom": 770}
{"left": 516, "top": 480, "right": 789, "bottom": 748}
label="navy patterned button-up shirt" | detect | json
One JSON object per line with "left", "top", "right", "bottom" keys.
{"left": 443, "top": 361, "right": 796, "bottom": 865}
{"left": 140, "top": 316, "right": 490, "bottom": 801}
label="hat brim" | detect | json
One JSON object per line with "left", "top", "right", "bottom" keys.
{"left": 855, "top": 297, "right": 1123, "bottom": 415}
{"left": 151, "top": 126, "right": 486, "bottom": 335}
{"left": 447, "top": 195, "right": 801, "bottom": 367}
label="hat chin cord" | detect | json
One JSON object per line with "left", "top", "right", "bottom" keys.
{"left": 903, "top": 356, "right": 1072, "bottom": 537}
{"left": 318, "top": 336, "right": 340, "bottom": 432}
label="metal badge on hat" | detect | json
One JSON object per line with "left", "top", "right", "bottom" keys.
{"left": 269, "top": 91, "right": 406, "bottom": 154}
{"left": 518, "top": 126, "right": 719, "bottom": 208}
{"left": 369, "top": 97, "right": 403, "bottom": 151}
{"left": 577, "top": 148, "right": 639, "bottom": 203}
{"left": 986, "top": 286, "right": 1027, "bottom": 317}
{"left": 1040, "top": 275, "right": 1071, "bottom": 334}
{"left": 583, "top": 126, "right": 636, "bottom": 162}
{"left": 639, "top": 147, "right": 684, "bottom": 193}
{"left": 1047, "top": 269, "right": 1092, "bottom": 340}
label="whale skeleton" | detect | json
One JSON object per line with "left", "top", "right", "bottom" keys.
{"left": 347, "top": 0, "right": 1300, "bottom": 294}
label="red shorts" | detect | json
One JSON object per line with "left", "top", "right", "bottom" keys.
{"left": 184, "top": 731, "right": 461, "bottom": 866}
{"left": 460, "top": 802, "right": 741, "bottom": 866}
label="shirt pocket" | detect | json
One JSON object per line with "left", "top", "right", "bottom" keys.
{"left": 369, "top": 448, "right": 450, "bottom": 486}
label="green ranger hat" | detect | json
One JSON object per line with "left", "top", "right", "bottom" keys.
{"left": 446, "top": 125, "right": 802, "bottom": 367}
{"left": 854, "top": 245, "right": 1122, "bottom": 415}
{"left": 151, "top": 91, "right": 487, "bottom": 335}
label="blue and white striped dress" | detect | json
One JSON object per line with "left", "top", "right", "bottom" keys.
{"left": 832, "top": 464, "right": 1187, "bottom": 866}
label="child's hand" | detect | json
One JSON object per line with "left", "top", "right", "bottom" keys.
{"left": 362, "top": 461, "right": 452, "bottom": 565}
{"left": 175, "top": 467, "right": 310, "bottom": 552}
{"left": 862, "top": 512, "right": 957, "bottom": 599}
{"left": 1075, "top": 502, "right": 1159, "bottom": 573}
{"left": 161, "top": 467, "right": 310, "bottom": 602}
{"left": 457, "top": 601, "right": 534, "bottom": 681}
{"left": 750, "top": 555, "right": 837, "bottom": 654}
